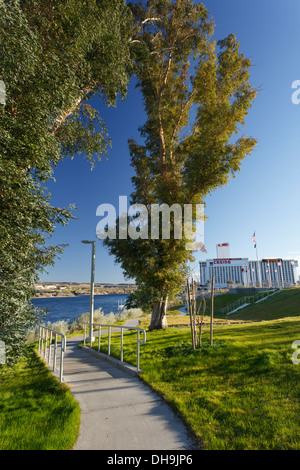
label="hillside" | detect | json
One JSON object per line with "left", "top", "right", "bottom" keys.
{"left": 158, "top": 288, "right": 300, "bottom": 328}
{"left": 220, "top": 288, "right": 300, "bottom": 322}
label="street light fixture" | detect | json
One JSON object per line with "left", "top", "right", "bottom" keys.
{"left": 0, "top": 80, "right": 6, "bottom": 106}
{"left": 81, "top": 240, "right": 96, "bottom": 343}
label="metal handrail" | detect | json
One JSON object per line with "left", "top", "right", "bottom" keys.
{"left": 221, "top": 296, "right": 252, "bottom": 315}
{"left": 38, "top": 325, "right": 66, "bottom": 382}
{"left": 82, "top": 323, "right": 146, "bottom": 372}
{"left": 221, "top": 289, "right": 279, "bottom": 315}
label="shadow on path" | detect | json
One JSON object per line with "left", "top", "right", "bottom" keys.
{"left": 64, "top": 335, "right": 196, "bottom": 450}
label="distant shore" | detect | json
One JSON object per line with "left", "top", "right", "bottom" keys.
{"left": 33, "top": 284, "right": 136, "bottom": 299}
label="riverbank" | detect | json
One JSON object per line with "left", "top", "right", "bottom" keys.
{"left": 33, "top": 283, "right": 136, "bottom": 299}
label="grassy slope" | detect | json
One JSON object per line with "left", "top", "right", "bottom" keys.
{"left": 221, "top": 287, "right": 300, "bottom": 321}
{"left": 148, "top": 288, "right": 300, "bottom": 327}
{"left": 139, "top": 318, "right": 300, "bottom": 450}
{"left": 167, "top": 289, "right": 279, "bottom": 317}
{"left": 92, "top": 288, "right": 300, "bottom": 450}
{"left": 0, "top": 345, "right": 80, "bottom": 450}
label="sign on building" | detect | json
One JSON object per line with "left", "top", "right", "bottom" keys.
{"left": 216, "top": 243, "right": 230, "bottom": 259}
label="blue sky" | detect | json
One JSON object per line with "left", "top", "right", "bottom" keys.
{"left": 40, "top": 0, "right": 300, "bottom": 284}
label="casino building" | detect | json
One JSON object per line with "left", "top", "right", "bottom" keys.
{"left": 199, "top": 244, "right": 298, "bottom": 288}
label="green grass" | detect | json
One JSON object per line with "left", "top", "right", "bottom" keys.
{"left": 2, "top": 289, "right": 298, "bottom": 450}
{"left": 143, "top": 288, "right": 297, "bottom": 328}
{"left": 139, "top": 315, "right": 251, "bottom": 329}
{"left": 168, "top": 289, "right": 275, "bottom": 318}
{"left": 220, "top": 288, "right": 300, "bottom": 321}
{"left": 187, "top": 287, "right": 300, "bottom": 321}
{"left": 202, "top": 290, "right": 271, "bottom": 316}
{"left": 0, "top": 345, "right": 80, "bottom": 450}
{"left": 91, "top": 314, "right": 300, "bottom": 449}
{"left": 167, "top": 303, "right": 185, "bottom": 315}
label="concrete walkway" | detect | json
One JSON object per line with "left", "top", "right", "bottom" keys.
{"left": 63, "top": 333, "right": 195, "bottom": 450}
{"left": 177, "top": 305, "right": 188, "bottom": 315}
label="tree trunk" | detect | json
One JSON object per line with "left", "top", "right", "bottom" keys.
{"left": 149, "top": 297, "right": 168, "bottom": 330}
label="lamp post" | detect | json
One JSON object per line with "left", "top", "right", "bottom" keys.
{"left": 0, "top": 80, "right": 6, "bottom": 106}
{"left": 81, "top": 240, "right": 95, "bottom": 344}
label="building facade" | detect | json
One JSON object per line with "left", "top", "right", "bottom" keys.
{"left": 199, "top": 258, "right": 298, "bottom": 288}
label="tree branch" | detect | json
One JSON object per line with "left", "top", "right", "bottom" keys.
{"left": 142, "top": 17, "right": 161, "bottom": 25}
{"left": 52, "top": 83, "right": 97, "bottom": 134}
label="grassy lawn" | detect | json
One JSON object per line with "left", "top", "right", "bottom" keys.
{"left": 220, "top": 287, "right": 300, "bottom": 321}
{"left": 168, "top": 289, "right": 274, "bottom": 317}
{"left": 139, "top": 315, "right": 252, "bottom": 328}
{"left": 1, "top": 288, "right": 299, "bottom": 450}
{"left": 150, "top": 288, "right": 300, "bottom": 327}
{"left": 141, "top": 319, "right": 300, "bottom": 450}
{"left": 197, "top": 287, "right": 300, "bottom": 320}
{"left": 89, "top": 290, "right": 300, "bottom": 450}
{"left": 0, "top": 345, "right": 80, "bottom": 450}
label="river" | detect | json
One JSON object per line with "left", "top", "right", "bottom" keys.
{"left": 31, "top": 293, "right": 128, "bottom": 324}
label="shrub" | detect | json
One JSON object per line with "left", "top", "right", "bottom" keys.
{"left": 25, "top": 307, "right": 145, "bottom": 343}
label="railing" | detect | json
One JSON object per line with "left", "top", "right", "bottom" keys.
{"left": 82, "top": 323, "right": 146, "bottom": 372}
{"left": 221, "top": 289, "right": 280, "bottom": 315}
{"left": 38, "top": 325, "right": 67, "bottom": 382}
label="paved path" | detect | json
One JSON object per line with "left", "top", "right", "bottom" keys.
{"left": 63, "top": 331, "right": 195, "bottom": 450}
{"left": 177, "top": 305, "right": 188, "bottom": 315}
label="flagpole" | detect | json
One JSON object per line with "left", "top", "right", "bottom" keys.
{"left": 256, "top": 243, "right": 262, "bottom": 288}
{"left": 253, "top": 230, "right": 262, "bottom": 288}
{"left": 252, "top": 267, "right": 256, "bottom": 287}
{"left": 278, "top": 260, "right": 284, "bottom": 289}
{"left": 267, "top": 263, "right": 272, "bottom": 288}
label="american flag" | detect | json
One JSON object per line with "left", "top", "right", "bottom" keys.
{"left": 252, "top": 231, "right": 256, "bottom": 248}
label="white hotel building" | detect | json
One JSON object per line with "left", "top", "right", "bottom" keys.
{"left": 199, "top": 245, "right": 298, "bottom": 288}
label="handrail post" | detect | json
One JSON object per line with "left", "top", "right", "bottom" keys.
{"left": 43, "top": 327, "right": 46, "bottom": 354}
{"left": 48, "top": 331, "right": 52, "bottom": 365}
{"left": 80, "top": 323, "right": 146, "bottom": 373}
{"left": 108, "top": 326, "right": 111, "bottom": 356}
{"left": 98, "top": 326, "right": 101, "bottom": 352}
{"left": 41, "top": 327, "right": 44, "bottom": 354}
{"left": 137, "top": 330, "right": 140, "bottom": 372}
{"left": 53, "top": 333, "right": 57, "bottom": 372}
{"left": 121, "top": 328, "right": 124, "bottom": 362}
{"left": 83, "top": 324, "right": 86, "bottom": 346}
{"left": 38, "top": 326, "right": 41, "bottom": 353}
{"left": 38, "top": 326, "right": 66, "bottom": 382}
{"left": 44, "top": 329, "right": 48, "bottom": 358}
{"left": 60, "top": 336, "right": 65, "bottom": 382}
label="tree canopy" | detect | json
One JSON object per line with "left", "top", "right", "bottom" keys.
{"left": 103, "top": 0, "right": 257, "bottom": 329}
{"left": 0, "top": 0, "right": 133, "bottom": 362}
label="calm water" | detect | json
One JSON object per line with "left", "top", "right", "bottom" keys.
{"left": 31, "top": 294, "right": 128, "bottom": 324}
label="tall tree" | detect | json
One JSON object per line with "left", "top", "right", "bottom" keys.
{"left": 103, "top": 0, "right": 257, "bottom": 330}
{"left": 0, "top": 0, "right": 133, "bottom": 362}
